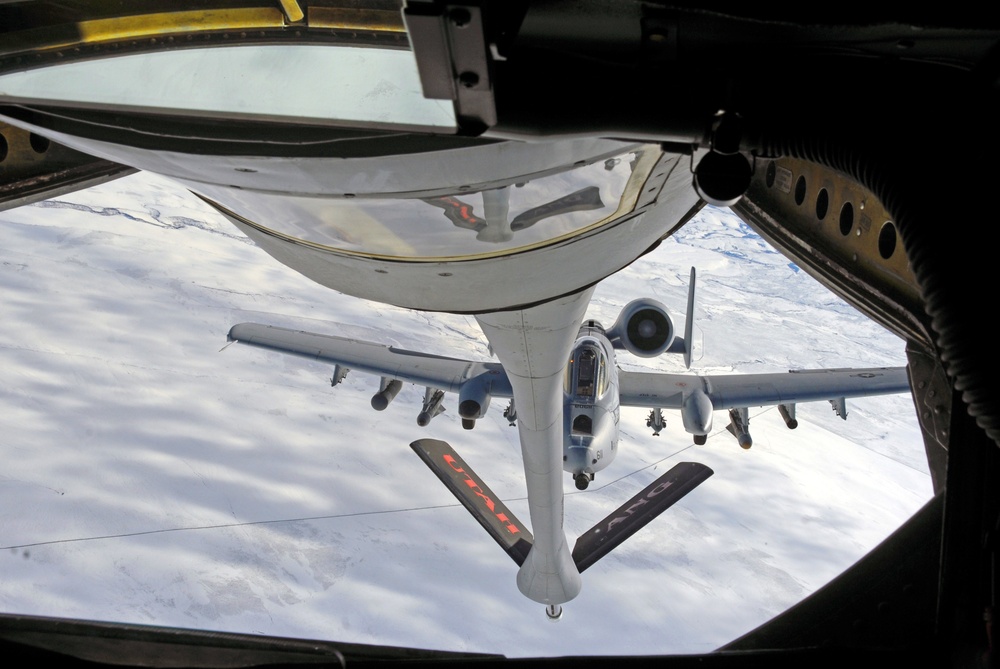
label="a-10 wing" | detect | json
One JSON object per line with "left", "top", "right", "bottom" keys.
{"left": 228, "top": 322, "right": 910, "bottom": 439}
{"left": 619, "top": 365, "right": 910, "bottom": 446}
{"left": 227, "top": 323, "right": 512, "bottom": 423}
{"left": 618, "top": 367, "right": 910, "bottom": 410}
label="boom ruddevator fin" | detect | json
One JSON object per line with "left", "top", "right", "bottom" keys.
{"left": 410, "top": 439, "right": 533, "bottom": 566}
{"left": 572, "top": 462, "right": 713, "bottom": 572}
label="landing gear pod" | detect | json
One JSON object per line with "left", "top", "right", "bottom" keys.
{"left": 458, "top": 374, "right": 492, "bottom": 420}
{"left": 681, "top": 388, "right": 714, "bottom": 436}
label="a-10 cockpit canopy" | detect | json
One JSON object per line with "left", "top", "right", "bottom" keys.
{"left": 565, "top": 340, "right": 611, "bottom": 402}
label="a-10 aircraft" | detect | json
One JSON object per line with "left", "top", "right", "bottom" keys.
{"left": 226, "top": 267, "right": 910, "bottom": 619}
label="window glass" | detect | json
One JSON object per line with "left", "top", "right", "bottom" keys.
{"left": 0, "top": 45, "right": 456, "bottom": 129}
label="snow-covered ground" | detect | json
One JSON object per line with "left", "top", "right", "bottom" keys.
{"left": 0, "top": 171, "right": 931, "bottom": 657}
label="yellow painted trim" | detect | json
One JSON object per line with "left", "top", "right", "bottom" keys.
{"left": 3, "top": 6, "right": 407, "bottom": 59}
{"left": 278, "top": 0, "right": 305, "bottom": 24}
{"left": 76, "top": 8, "right": 286, "bottom": 43}
{"left": 307, "top": 7, "right": 406, "bottom": 32}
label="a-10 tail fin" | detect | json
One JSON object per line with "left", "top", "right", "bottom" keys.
{"left": 411, "top": 439, "right": 712, "bottom": 572}
{"left": 683, "top": 267, "right": 696, "bottom": 370}
{"left": 664, "top": 266, "right": 697, "bottom": 369}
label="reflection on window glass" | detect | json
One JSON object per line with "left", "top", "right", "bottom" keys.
{"left": 214, "top": 147, "right": 658, "bottom": 260}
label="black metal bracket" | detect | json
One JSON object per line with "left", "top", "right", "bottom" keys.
{"left": 403, "top": 1, "right": 497, "bottom": 135}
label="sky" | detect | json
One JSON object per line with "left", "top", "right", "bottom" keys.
{"left": 0, "top": 170, "right": 932, "bottom": 657}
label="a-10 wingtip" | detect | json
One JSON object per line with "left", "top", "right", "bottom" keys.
{"left": 225, "top": 323, "right": 245, "bottom": 342}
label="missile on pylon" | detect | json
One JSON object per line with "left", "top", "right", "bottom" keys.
{"left": 418, "top": 388, "right": 446, "bottom": 426}
{"left": 726, "top": 407, "right": 753, "bottom": 449}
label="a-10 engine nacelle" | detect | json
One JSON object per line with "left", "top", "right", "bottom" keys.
{"left": 606, "top": 298, "right": 674, "bottom": 358}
